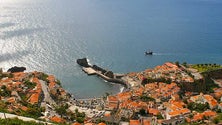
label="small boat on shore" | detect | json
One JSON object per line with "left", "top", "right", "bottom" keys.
{"left": 145, "top": 50, "right": 153, "bottom": 55}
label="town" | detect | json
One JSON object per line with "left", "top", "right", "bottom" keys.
{"left": 0, "top": 62, "right": 222, "bottom": 125}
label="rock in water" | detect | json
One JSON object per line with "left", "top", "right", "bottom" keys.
{"left": 76, "top": 58, "right": 90, "bottom": 67}
{"left": 7, "top": 66, "right": 26, "bottom": 73}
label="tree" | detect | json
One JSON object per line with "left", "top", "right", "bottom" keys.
{"left": 182, "top": 62, "right": 187, "bottom": 67}
{"left": 157, "top": 113, "right": 164, "bottom": 119}
{"left": 139, "top": 109, "right": 147, "bottom": 116}
{"left": 175, "top": 61, "right": 180, "bottom": 67}
{"left": 55, "top": 105, "right": 67, "bottom": 117}
{"left": 213, "top": 117, "right": 220, "bottom": 124}
{"left": 76, "top": 117, "right": 84, "bottom": 123}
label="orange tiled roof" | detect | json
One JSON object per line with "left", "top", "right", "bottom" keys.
{"left": 104, "top": 112, "right": 111, "bottom": 117}
{"left": 7, "top": 97, "right": 16, "bottom": 103}
{"left": 28, "top": 77, "right": 42, "bottom": 104}
{"left": 203, "top": 110, "right": 216, "bottom": 117}
{"left": 12, "top": 72, "right": 26, "bottom": 81}
{"left": 21, "top": 106, "right": 28, "bottom": 111}
{"left": 85, "top": 123, "right": 94, "bottom": 125}
{"left": 143, "top": 119, "right": 151, "bottom": 125}
{"left": 47, "top": 75, "right": 55, "bottom": 82}
{"left": 28, "top": 93, "right": 40, "bottom": 104}
{"left": 50, "top": 116, "right": 65, "bottom": 123}
{"left": 148, "top": 108, "right": 159, "bottom": 115}
{"left": 130, "top": 120, "right": 140, "bottom": 125}
{"left": 117, "top": 91, "right": 132, "bottom": 102}
{"left": 107, "top": 95, "right": 118, "bottom": 102}
{"left": 98, "top": 122, "right": 106, "bottom": 125}
{"left": 72, "top": 122, "right": 81, "bottom": 125}
{"left": 193, "top": 113, "right": 203, "bottom": 122}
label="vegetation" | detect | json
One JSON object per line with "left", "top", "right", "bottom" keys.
{"left": 56, "top": 79, "right": 61, "bottom": 85}
{"left": 0, "top": 101, "right": 8, "bottom": 113}
{"left": 140, "top": 95, "right": 155, "bottom": 102}
{"left": 139, "top": 109, "right": 147, "bottom": 116}
{"left": 202, "top": 73, "right": 219, "bottom": 93}
{"left": 157, "top": 113, "right": 164, "bottom": 119}
{"left": 38, "top": 73, "right": 49, "bottom": 83}
{"left": 0, "top": 118, "right": 45, "bottom": 125}
{"left": 191, "top": 63, "right": 222, "bottom": 72}
{"left": 0, "top": 73, "right": 13, "bottom": 79}
{"left": 175, "top": 61, "right": 181, "bottom": 67}
{"left": 187, "top": 102, "right": 209, "bottom": 112}
{"left": 182, "top": 62, "right": 188, "bottom": 68}
{"left": 24, "top": 80, "right": 36, "bottom": 89}
{"left": 74, "top": 109, "right": 86, "bottom": 123}
{"left": 55, "top": 104, "right": 69, "bottom": 117}
{"left": 0, "top": 85, "right": 11, "bottom": 97}
{"left": 141, "top": 77, "right": 172, "bottom": 85}
{"left": 20, "top": 104, "right": 42, "bottom": 119}
{"left": 213, "top": 113, "right": 222, "bottom": 124}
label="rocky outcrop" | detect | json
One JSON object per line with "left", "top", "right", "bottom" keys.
{"left": 7, "top": 66, "right": 26, "bottom": 73}
{"left": 76, "top": 58, "right": 90, "bottom": 67}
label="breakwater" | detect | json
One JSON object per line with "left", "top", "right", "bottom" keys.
{"left": 77, "top": 58, "right": 128, "bottom": 88}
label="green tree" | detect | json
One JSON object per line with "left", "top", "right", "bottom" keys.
{"left": 139, "top": 109, "right": 147, "bottom": 116}
{"left": 182, "top": 62, "right": 187, "bottom": 67}
{"left": 157, "top": 113, "right": 164, "bottom": 119}
{"left": 55, "top": 105, "right": 67, "bottom": 117}
{"left": 175, "top": 61, "right": 180, "bottom": 67}
{"left": 213, "top": 117, "right": 220, "bottom": 124}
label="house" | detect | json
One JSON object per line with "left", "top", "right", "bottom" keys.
{"left": 105, "top": 95, "right": 119, "bottom": 110}
{"left": 165, "top": 101, "right": 190, "bottom": 120}
{"left": 27, "top": 77, "right": 43, "bottom": 105}
{"left": 192, "top": 110, "right": 216, "bottom": 122}
{"left": 129, "top": 120, "right": 140, "bottom": 125}
{"left": 190, "top": 93, "right": 218, "bottom": 109}
{"left": 50, "top": 116, "right": 65, "bottom": 123}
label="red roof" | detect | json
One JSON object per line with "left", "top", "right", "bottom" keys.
{"left": 130, "top": 120, "right": 140, "bottom": 125}
{"left": 50, "top": 116, "right": 65, "bottom": 123}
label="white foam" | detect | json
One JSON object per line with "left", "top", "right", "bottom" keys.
{"left": 120, "top": 86, "right": 124, "bottom": 92}
{"left": 87, "top": 58, "right": 92, "bottom": 66}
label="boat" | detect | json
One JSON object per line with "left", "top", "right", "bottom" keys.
{"left": 145, "top": 50, "right": 153, "bottom": 55}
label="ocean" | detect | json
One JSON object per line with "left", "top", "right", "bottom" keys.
{"left": 0, "top": 0, "right": 222, "bottom": 98}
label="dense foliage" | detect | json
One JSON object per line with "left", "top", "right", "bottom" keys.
{"left": 141, "top": 77, "right": 172, "bottom": 85}
{"left": 140, "top": 95, "right": 155, "bottom": 102}
{"left": 191, "top": 63, "right": 222, "bottom": 72}
{"left": 24, "top": 80, "right": 36, "bottom": 89}
{"left": 0, "top": 118, "right": 45, "bottom": 125}
{"left": 187, "top": 102, "right": 209, "bottom": 112}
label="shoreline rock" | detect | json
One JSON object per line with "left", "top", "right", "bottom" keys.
{"left": 76, "top": 58, "right": 90, "bottom": 67}
{"left": 7, "top": 66, "right": 26, "bottom": 73}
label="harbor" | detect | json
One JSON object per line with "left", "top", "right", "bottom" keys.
{"left": 77, "top": 58, "right": 129, "bottom": 88}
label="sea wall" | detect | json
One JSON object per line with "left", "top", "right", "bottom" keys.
{"left": 77, "top": 58, "right": 128, "bottom": 88}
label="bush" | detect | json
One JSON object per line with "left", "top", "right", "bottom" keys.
{"left": 24, "top": 80, "right": 36, "bottom": 89}
{"left": 140, "top": 95, "right": 155, "bottom": 102}
{"left": 187, "top": 102, "right": 209, "bottom": 112}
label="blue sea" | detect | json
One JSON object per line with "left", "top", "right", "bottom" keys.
{"left": 0, "top": 0, "right": 222, "bottom": 98}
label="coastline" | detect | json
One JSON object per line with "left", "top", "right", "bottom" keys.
{"left": 77, "top": 58, "right": 130, "bottom": 95}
